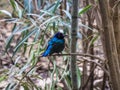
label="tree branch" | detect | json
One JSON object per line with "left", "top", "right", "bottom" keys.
{"left": 38, "top": 53, "right": 105, "bottom": 61}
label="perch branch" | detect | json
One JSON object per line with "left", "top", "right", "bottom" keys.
{"left": 38, "top": 53, "right": 105, "bottom": 61}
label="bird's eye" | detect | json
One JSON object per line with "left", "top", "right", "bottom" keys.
{"left": 59, "top": 34, "right": 62, "bottom": 37}
{"left": 60, "top": 33, "right": 63, "bottom": 36}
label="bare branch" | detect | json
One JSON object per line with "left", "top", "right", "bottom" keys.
{"left": 38, "top": 53, "right": 105, "bottom": 61}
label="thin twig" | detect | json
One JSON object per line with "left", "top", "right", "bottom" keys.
{"left": 80, "top": 57, "right": 110, "bottom": 89}
{"left": 19, "top": 65, "right": 35, "bottom": 83}
{"left": 82, "top": 64, "right": 97, "bottom": 89}
{"left": 6, "top": 51, "right": 15, "bottom": 65}
{"left": 80, "top": 57, "right": 110, "bottom": 76}
{"left": 15, "top": 0, "right": 24, "bottom": 8}
{"left": 38, "top": 53, "right": 105, "bottom": 61}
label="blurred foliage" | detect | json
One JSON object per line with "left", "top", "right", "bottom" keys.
{"left": 0, "top": 0, "right": 93, "bottom": 90}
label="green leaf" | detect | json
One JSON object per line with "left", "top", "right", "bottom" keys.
{"left": 29, "top": 18, "right": 37, "bottom": 26}
{"left": 5, "top": 34, "right": 14, "bottom": 52}
{"left": 0, "top": 75, "right": 7, "bottom": 82}
{"left": 40, "top": 15, "right": 59, "bottom": 26}
{"left": 13, "top": 29, "right": 37, "bottom": 56}
{"left": 22, "top": 83, "right": 30, "bottom": 90}
{"left": 13, "top": 25, "right": 34, "bottom": 35}
{"left": 5, "top": 25, "right": 34, "bottom": 53}
{"left": 89, "top": 34, "right": 99, "bottom": 46}
{"left": 30, "top": 50, "right": 37, "bottom": 66}
{"left": 0, "top": 10, "right": 12, "bottom": 17}
{"left": 34, "top": 28, "right": 40, "bottom": 41}
{"left": 55, "top": 68, "right": 59, "bottom": 81}
{"left": 79, "top": 5, "right": 92, "bottom": 15}
{"left": 14, "top": 56, "right": 21, "bottom": 65}
{"left": 24, "top": 0, "right": 33, "bottom": 13}
{"left": 52, "top": 0, "right": 61, "bottom": 13}
{"left": 37, "top": 0, "right": 42, "bottom": 9}
{"left": 19, "top": 63, "right": 30, "bottom": 75}
{"left": 53, "top": 22, "right": 56, "bottom": 31}
{"left": 64, "top": 71, "right": 72, "bottom": 90}
{"left": 14, "top": 1, "right": 22, "bottom": 18}
{"left": 39, "top": 10, "right": 54, "bottom": 17}
{"left": 79, "top": 23, "right": 93, "bottom": 30}
{"left": 5, "top": 83, "right": 17, "bottom": 90}
{"left": 10, "top": 0, "right": 16, "bottom": 10}
{"left": 23, "top": 44, "right": 27, "bottom": 54}
{"left": 5, "top": 24, "right": 18, "bottom": 52}
{"left": 10, "top": 0, "right": 22, "bottom": 18}
{"left": 57, "top": 87, "right": 63, "bottom": 90}
{"left": 27, "top": 27, "right": 40, "bottom": 55}
{"left": 63, "top": 10, "right": 71, "bottom": 20}
{"left": 22, "top": 30, "right": 29, "bottom": 55}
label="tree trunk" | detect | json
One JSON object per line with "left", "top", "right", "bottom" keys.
{"left": 117, "top": 3, "right": 120, "bottom": 66}
{"left": 86, "top": 0, "right": 95, "bottom": 89}
{"left": 109, "top": 0, "right": 120, "bottom": 67}
{"left": 80, "top": 0, "right": 88, "bottom": 89}
{"left": 70, "top": 0, "right": 79, "bottom": 90}
{"left": 98, "top": 0, "right": 120, "bottom": 90}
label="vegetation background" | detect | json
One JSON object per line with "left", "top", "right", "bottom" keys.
{"left": 0, "top": 0, "right": 120, "bottom": 90}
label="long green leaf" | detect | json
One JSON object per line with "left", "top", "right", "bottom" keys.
{"left": 19, "top": 63, "right": 30, "bottom": 75}
{"left": 13, "top": 29, "right": 37, "bottom": 56}
{"left": 0, "top": 75, "right": 7, "bottom": 82}
{"left": 63, "top": 10, "right": 71, "bottom": 20}
{"left": 64, "top": 75, "right": 72, "bottom": 89}
{"left": 13, "top": 25, "right": 34, "bottom": 35}
{"left": 27, "top": 27, "right": 40, "bottom": 55}
{"left": 5, "top": 83, "right": 17, "bottom": 90}
{"left": 24, "top": 0, "right": 33, "bottom": 13}
{"left": 10, "top": 0, "right": 22, "bottom": 18}
{"left": 79, "top": 5, "right": 92, "bottom": 15}
{"left": 89, "top": 34, "right": 99, "bottom": 46}
{"left": 79, "top": 23, "right": 93, "bottom": 30}
{"left": 40, "top": 16, "right": 59, "bottom": 26}
{"left": 0, "top": 10, "right": 12, "bottom": 17}
{"left": 22, "top": 30, "right": 29, "bottom": 55}
{"left": 5, "top": 24, "right": 18, "bottom": 52}
{"left": 10, "top": 0, "right": 16, "bottom": 10}
{"left": 52, "top": 0, "right": 61, "bottom": 13}
{"left": 22, "top": 83, "right": 30, "bottom": 90}
{"left": 14, "top": 1, "right": 22, "bottom": 18}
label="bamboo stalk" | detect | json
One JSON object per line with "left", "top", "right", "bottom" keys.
{"left": 70, "top": 0, "right": 79, "bottom": 90}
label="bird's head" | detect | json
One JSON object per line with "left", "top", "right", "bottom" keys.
{"left": 54, "top": 32, "right": 66, "bottom": 39}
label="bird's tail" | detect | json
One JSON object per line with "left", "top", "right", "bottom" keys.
{"left": 42, "top": 51, "right": 49, "bottom": 57}
{"left": 42, "top": 45, "right": 52, "bottom": 57}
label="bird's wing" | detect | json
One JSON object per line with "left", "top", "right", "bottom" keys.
{"left": 42, "top": 45, "right": 53, "bottom": 56}
{"left": 42, "top": 37, "right": 57, "bottom": 57}
{"left": 42, "top": 37, "right": 65, "bottom": 57}
{"left": 48, "top": 37, "right": 57, "bottom": 45}
{"left": 48, "top": 37, "right": 64, "bottom": 44}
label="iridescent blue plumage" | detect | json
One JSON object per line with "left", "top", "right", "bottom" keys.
{"left": 42, "top": 32, "right": 65, "bottom": 57}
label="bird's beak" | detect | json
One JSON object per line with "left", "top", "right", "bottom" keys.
{"left": 64, "top": 35, "right": 68, "bottom": 37}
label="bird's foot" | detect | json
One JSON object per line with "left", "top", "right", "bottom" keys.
{"left": 57, "top": 53, "right": 62, "bottom": 57}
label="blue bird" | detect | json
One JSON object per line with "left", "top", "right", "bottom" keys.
{"left": 42, "top": 32, "right": 65, "bottom": 57}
